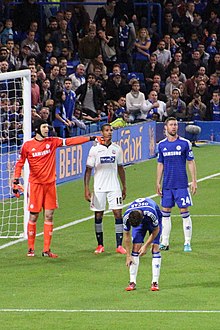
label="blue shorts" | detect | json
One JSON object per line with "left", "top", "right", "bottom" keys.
{"left": 132, "top": 223, "right": 161, "bottom": 245}
{"left": 161, "top": 188, "right": 192, "bottom": 208}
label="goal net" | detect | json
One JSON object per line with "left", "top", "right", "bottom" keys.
{"left": 0, "top": 69, "right": 31, "bottom": 238}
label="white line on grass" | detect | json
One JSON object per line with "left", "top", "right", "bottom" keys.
{"left": 0, "top": 172, "right": 220, "bottom": 251}
{"left": 0, "top": 309, "right": 219, "bottom": 313}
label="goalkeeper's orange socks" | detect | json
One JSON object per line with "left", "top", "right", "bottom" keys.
{"left": 43, "top": 221, "right": 53, "bottom": 252}
{"left": 27, "top": 220, "right": 36, "bottom": 250}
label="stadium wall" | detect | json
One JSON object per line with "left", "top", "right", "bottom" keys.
{"left": 193, "top": 121, "right": 220, "bottom": 142}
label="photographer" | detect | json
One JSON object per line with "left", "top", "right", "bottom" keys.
{"left": 166, "top": 88, "right": 187, "bottom": 121}
{"left": 187, "top": 93, "right": 207, "bottom": 121}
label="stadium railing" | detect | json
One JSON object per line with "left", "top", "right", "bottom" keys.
{"left": 71, "top": 116, "right": 108, "bottom": 136}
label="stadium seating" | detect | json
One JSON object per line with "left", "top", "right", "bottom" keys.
{"left": 127, "top": 72, "right": 145, "bottom": 83}
{"left": 120, "top": 63, "right": 128, "bottom": 75}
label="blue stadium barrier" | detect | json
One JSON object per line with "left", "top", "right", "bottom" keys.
{"left": 97, "top": 116, "right": 108, "bottom": 130}
{"left": 78, "top": 127, "right": 86, "bottom": 135}
{"left": 85, "top": 124, "right": 90, "bottom": 135}
{"left": 194, "top": 121, "right": 220, "bottom": 142}
{"left": 71, "top": 127, "right": 78, "bottom": 137}
{"left": 90, "top": 123, "right": 99, "bottom": 133}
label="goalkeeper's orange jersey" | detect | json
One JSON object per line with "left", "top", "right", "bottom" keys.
{"left": 14, "top": 136, "right": 91, "bottom": 184}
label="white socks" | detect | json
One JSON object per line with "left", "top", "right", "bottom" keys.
{"left": 161, "top": 211, "right": 171, "bottom": 246}
{"left": 152, "top": 251, "right": 161, "bottom": 284}
{"left": 129, "top": 251, "right": 162, "bottom": 285}
{"left": 130, "top": 252, "right": 139, "bottom": 284}
{"left": 181, "top": 211, "right": 192, "bottom": 245}
{"left": 161, "top": 211, "right": 192, "bottom": 246}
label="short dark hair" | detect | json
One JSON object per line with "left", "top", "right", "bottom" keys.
{"left": 64, "top": 77, "right": 72, "bottom": 83}
{"left": 128, "top": 210, "right": 143, "bottom": 227}
{"left": 101, "top": 123, "right": 111, "bottom": 131}
{"left": 212, "top": 91, "right": 219, "bottom": 96}
{"left": 87, "top": 73, "right": 96, "bottom": 80}
{"left": 119, "top": 15, "right": 128, "bottom": 24}
{"left": 165, "top": 117, "right": 177, "bottom": 125}
{"left": 172, "top": 22, "right": 180, "bottom": 28}
{"left": 51, "top": 64, "right": 59, "bottom": 70}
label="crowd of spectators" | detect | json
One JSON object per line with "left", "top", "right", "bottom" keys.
{"left": 0, "top": 0, "right": 220, "bottom": 142}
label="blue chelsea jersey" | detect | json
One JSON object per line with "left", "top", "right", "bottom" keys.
{"left": 157, "top": 136, "right": 194, "bottom": 189}
{"left": 123, "top": 198, "right": 162, "bottom": 232}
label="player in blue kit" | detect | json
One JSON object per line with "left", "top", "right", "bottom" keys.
{"left": 123, "top": 197, "right": 162, "bottom": 291}
{"left": 156, "top": 117, "right": 197, "bottom": 252}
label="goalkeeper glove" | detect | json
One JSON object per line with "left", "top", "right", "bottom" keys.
{"left": 90, "top": 136, "right": 105, "bottom": 144}
{"left": 12, "top": 179, "right": 24, "bottom": 198}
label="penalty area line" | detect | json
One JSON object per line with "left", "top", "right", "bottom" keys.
{"left": 0, "top": 309, "right": 219, "bottom": 314}
{"left": 0, "top": 172, "right": 220, "bottom": 251}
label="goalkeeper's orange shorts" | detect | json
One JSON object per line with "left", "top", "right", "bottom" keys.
{"left": 27, "top": 181, "right": 58, "bottom": 213}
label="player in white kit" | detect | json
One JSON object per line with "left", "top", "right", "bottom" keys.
{"left": 84, "top": 124, "right": 127, "bottom": 254}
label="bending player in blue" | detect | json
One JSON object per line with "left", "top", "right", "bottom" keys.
{"left": 123, "top": 197, "right": 162, "bottom": 292}
{"left": 157, "top": 117, "right": 197, "bottom": 252}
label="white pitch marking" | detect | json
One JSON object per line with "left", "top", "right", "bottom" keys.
{"left": 0, "top": 309, "right": 219, "bottom": 313}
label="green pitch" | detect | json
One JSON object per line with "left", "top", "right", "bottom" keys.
{"left": 0, "top": 144, "right": 220, "bottom": 329}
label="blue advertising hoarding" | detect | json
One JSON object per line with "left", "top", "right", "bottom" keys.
{"left": 55, "top": 121, "right": 156, "bottom": 184}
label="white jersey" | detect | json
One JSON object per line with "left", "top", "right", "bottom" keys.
{"left": 86, "top": 142, "right": 123, "bottom": 192}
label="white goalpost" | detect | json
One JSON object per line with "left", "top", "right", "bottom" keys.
{"left": 0, "top": 69, "right": 31, "bottom": 238}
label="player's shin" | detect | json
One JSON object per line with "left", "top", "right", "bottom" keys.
{"left": 115, "top": 218, "right": 123, "bottom": 247}
{"left": 27, "top": 220, "right": 36, "bottom": 250}
{"left": 130, "top": 251, "right": 140, "bottom": 284}
{"left": 181, "top": 211, "right": 192, "bottom": 245}
{"left": 152, "top": 251, "right": 161, "bottom": 284}
{"left": 43, "top": 220, "right": 53, "bottom": 252}
{"left": 161, "top": 211, "right": 171, "bottom": 246}
{"left": 95, "top": 217, "right": 103, "bottom": 246}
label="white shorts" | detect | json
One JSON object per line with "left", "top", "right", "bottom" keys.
{"left": 90, "top": 190, "right": 123, "bottom": 211}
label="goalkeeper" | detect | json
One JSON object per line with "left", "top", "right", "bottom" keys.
{"left": 13, "top": 119, "right": 99, "bottom": 258}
